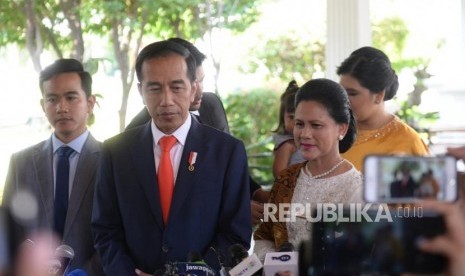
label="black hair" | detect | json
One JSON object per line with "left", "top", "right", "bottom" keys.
{"left": 336, "top": 46, "right": 398, "bottom": 101}
{"left": 274, "top": 80, "right": 299, "bottom": 134}
{"left": 295, "top": 78, "right": 356, "bottom": 153}
{"left": 39, "top": 58, "right": 92, "bottom": 97}
{"left": 167, "top": 37, "right": 206, "bottom": 66}
{"left": 135, "top": 40, "right": 197, "bottom": 83}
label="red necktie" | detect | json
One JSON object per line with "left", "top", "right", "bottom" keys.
{"left": 158, "top": 135, "right": 177, "bottom": 224}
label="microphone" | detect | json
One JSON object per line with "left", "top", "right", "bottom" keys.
{"left": 172, "top": 251, "right": 216, "bottom": 276}
{"left": 209, "top": 246, "right": 231, "bottom": 276}
{"left": 229, "top": 244, "right": 249, "bottom": 266}
{"left": 66, "top": 269, "right": 87, "bottom": 276}
{"left": 228, "top": 244, "right": 263, "bottom": 276}
{"left": 48, "top": 244, "right": 74, "bottom": 276}
{"left": 263, "top": 242, "right": 298, "bottom": 276}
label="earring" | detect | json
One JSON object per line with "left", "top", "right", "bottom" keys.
{"left": 375, "top": 99, "right": 380, "bottom": 104}
{"left": 338, "top": 135, "right": 344, "bottom": 141}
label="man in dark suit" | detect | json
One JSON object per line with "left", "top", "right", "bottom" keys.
{"left": 92, "top": 40, "right": 251, "bottom": 275}
{"left": 125, "top": 38, "right": 268, "bottom": 226}
{"left": 2, "top": 59, "right": 104, "bottom": 275}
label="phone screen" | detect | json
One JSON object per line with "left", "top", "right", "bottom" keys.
{"left": 364, "top": 155, "right": 457, "bottom": 202}
{"left": 306, "top": 210, "right": 447, "bottom": 274}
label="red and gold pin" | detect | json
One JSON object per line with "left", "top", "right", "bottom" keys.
{"left": 188, "top": 151, "right": 197, "bottom": 171}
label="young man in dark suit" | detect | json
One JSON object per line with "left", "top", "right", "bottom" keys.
{"left": 3, "top": 59, "right": 104, "bottom": 275}
{"left": 92, "top": 40, "right": 251, "bottom": 275}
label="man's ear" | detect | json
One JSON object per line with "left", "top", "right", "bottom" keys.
{"left": 137, "top": 83, "right": 146, "bottom": 105}
{"left": 190, "top": 82, "right": 197, "bottom": 103}
{"left": 40, "top": 98, "right": 45, "bottom": 113}
{"left": 87, "top": 95, "right": 96, "bottom": 114}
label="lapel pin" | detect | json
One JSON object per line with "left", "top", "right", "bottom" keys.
{"left": 188, "top": 151, "right": 197, "bottom": 172}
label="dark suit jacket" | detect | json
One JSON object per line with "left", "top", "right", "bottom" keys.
{"left": 2, "top": 134, "right": 104, "bottom": 275}
{"left": 125, "top": 92, "right": 230, "bottom": 133}
{"left": 92, "top": 118, "right": 251, "bottom": 275}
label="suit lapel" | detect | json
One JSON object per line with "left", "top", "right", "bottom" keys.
{"left": 169, "top": 120, "right": 206, "bottom": 223}
{"left": 131, "top": 123, "right": 164, "bottom": 229}
{"left": 33, "top": 139, "right": 54, "bottom": 227}
{"left": 64, "top": 134, "right": 100, "bottom": 237}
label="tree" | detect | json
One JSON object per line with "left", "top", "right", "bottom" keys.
{"left": 0, "top": 0, "right": 85, "bottom": 71}
{"left": 240, "top": 32, "right": 325, "bottom": 84}
{"left": 0, "top": 0, "right": 262, "bottom": 131}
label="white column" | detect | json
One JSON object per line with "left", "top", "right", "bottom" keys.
{"left": 461, "top": 0, "right": 465, "bottom": 70}
{"left": 325, "top": 0, "right": 371, "bottom": 81}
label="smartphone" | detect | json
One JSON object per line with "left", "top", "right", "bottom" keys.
{"left": 301, "top": 209, "right": 447, "bottom": 275}
{"left": 363, "top": 155, "right": 457, "bottom": 203}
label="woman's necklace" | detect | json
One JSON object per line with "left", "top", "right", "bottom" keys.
{"left": 306, "top": 159, "right": 345, "bottom": 179}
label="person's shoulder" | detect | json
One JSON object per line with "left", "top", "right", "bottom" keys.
{"left": 104, "top": 124, "right": 146, "bottom": 146}
{"left": 201, "top": 91, "right": 222, "bottom": 102}
{"left": 83, "top": 132, "right": 103, "bottom": 153}
{"left": 347, "top": 167, "right": 363, "bottom": 184}
{"left": 392, "top": 116, "right": 423, "bottom": 137}
{"left": 196, "top": 121, "right": 231, "bottom": 138}
{"left": 12, "top": 140, "right": 48, "bottom": 158}
{"left": 276, "top": 162, "right": 306, "bottom": 180}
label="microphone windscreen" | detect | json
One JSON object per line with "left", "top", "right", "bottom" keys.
{"left": 56, "top": 244, "right": 75, "bottom": 259}
{"left": 49, "top": 244, "right": 74, "bottom": 276}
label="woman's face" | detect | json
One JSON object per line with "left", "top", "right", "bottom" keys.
{"left": 339, "top": 74, "right": 379, "bottom": 122}
{"left": 293, "top": 100, "right": 346, "bottom": 161}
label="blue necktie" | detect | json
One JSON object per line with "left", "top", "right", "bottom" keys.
{"left": 54, "top": 146, "right": 74, "bottom": 237}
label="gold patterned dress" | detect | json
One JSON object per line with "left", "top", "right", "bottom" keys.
{"left": 342, "top": 116, "right": 430, "bottom": 171}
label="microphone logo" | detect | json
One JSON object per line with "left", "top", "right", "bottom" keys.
{"left": 271, "top": 254, "right": 291, "bottom": 262}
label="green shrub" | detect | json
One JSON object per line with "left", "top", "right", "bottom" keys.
{"left": 224, "top": 88, "right": 279, "bottom": 186}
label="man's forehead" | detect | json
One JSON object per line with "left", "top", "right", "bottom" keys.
{"left": 141, "top": 55, "right": 189, "bottom": 80}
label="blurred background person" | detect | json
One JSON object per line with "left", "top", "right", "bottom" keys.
{"left": 337, "top": 46, "right": 429, "bottom": 171}
{"left": 272, "top": 80, "right": 305, "bottom": 178}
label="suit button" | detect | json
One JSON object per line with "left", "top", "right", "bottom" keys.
{"left": 162, "top": 244, "right": 169, "bottom": 252}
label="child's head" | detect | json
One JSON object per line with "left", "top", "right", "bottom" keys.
{"left": 274, "top": 80, "right": 299, "bottom": 134}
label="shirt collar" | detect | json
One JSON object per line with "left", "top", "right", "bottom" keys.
{"left": 52, "top": 130, "right": 90, "bottom": 154}
{"left": 151, "top": 114, "right": 192, "bottom": 146}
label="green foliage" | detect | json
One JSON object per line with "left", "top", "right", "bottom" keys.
{"left": 372, "top": 16, "right": 409, "bottom": 61}
{"left": 395, "top": 101, "right": 439, "bottom": 130}
{"left": 0, "top": 1, "right": 25, "bottom": 45}
{"left": 241, "top": 32, "right": 325, "bottom": 83}
{"left": 224, "top": 88, "right": 279, "bottom": 185}
{"left": 373, "top": 16, "right": 439, "bottom": 139}
{"left": 0, "top": 0, "right": 262, "bottom": 129}
{"left": 0, "top": 0, "right": 78, "bottom": 55}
